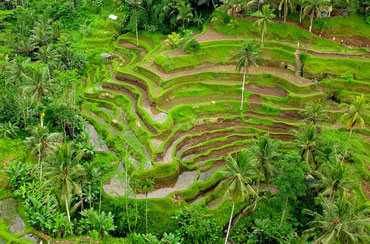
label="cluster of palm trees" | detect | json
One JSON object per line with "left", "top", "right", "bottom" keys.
{"left": 124, "top": 0, "right": 204, "bottom": 46}
{"left": 221, "top": 95, "right": 370, "bottom": 243}
{"left": 23, "top": 125, "right": 99, "bottom": 223}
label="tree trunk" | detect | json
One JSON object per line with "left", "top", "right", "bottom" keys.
{"left": 309, "top": 12, "right": 314, "bottom": 32}
{"left": 224, "top": 202, "right": 235, "bottom": 244}
{"left": 261, "top": 28, "right": 265, "bottom": 47}
{"left": 279, "top": 197, "right": 289, "bottom": 228}
{"left": 38, "top": 155, "right": 42, "bottom": 181}
{"left": 99, "top": 179, "right": 102, "bottom": 215}
{"left": 253, "top": 177, "right": 261, "bottom": 212}
{"left": 300, "top": 7, "right": 303, "bottom": 24}
{"left": 65, "top": 195, "right": 71, "bottom": 222}
{"left": 284, "top": 5, "right": 287, "bottom": 23}
{"left": 125, "top": 199, "right": 131, "bottom": 232}
{"left": 135, "top": 14, "right": 139, "bottom": 46}
{"left": 145, "top": 193, "right": 148, "bottom": 233}
{"left": 240, "top": 67, "right": 247, "bottom": 110}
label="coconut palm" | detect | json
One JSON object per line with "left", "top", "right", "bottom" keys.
{"left": 35, "top": 45, "right": 59, "bottom": 66}
{"left": 31, "top": 25, "right": 51, "bottom": 46}
{"left": 142, "top": 179, "right": 154, "bottom": 233}
{"left": 24, "top": 125, "right": 62, "bottom": 181}
{"left": 220, "top": 150, "right": 260, "bottom": 244}
{"left": 125, "top": 0, "right": 144, "bottom": 46}
{"left": 303, "top": 101, "right": 328, "bottom": 125}
{"left": 16, "top": 38, "right": 37, "bottom": 57}
{"left": 277, "top": 0, "right": 294, "bottom": 23}
{"left": 43, "top": 143, "right": 86, "bottom": 222}
{"left": 231, "top": 41, "right": 259, "bottom": 110}
{"left": 176, "top": 2, "right": 193, "bottom": 28}
{"left": 21, "top": 67, "right": 54, "bottom": 105}
{"left": 290, "top": 122, "right": 322, "bottom": 169}
{"left": 253, "top": 4, "right": 276, "bottom": 47}
{"left": 340, "top": 95, "right": 370, "bottom": 138}
{"left": 304, "top": 193, "right": 370, "bottom": 243}
{"left": 303, "top": 0, "right": 330, "bottom": 32}
{"left": 316, "top": 157, "right": 357, "bottom": 203}
{"left": 0, "top": 122, "right": 19, "bottom": 139}
{"left": 5, "top": 58, "right": 31, "bottom": 86}
{"left": 249, "top": 134, "right": 280, "bottom": 184}
{"left": 297, "top": 0, "right": 307, "bottom": 23}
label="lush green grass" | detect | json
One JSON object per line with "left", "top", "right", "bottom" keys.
{"left": 212, "top": 18, "right": 367, "bottom": 54}
{"left": 300, "top": 53, "right": 370, "bottom": 80}
{"left": 314, "top": 14, "right": 370, "bottom": 39}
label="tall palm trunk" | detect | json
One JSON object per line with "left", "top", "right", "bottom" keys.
{"left": 253, "top": 177, "right": 261, "bottom": 211}
{"left": 225, "top": 202, "right": 235, "bottom": 244}
{"left": 261, "top": 27, "right": 265, "bottom": 47}
{"left": 279, "top": 197, "right": 289, "bottom": 228}
{"left": 240, "top": 65, "right": 247, "bottom": 110}
{"left": 284, "top": 5, "right": 287, "bottom": 23}
{"left": 135, "top": 13, "right": 139, "bottom": 46}
{"left": 309, "top": 11, "right": 314, "bottom": 32}
{"left": 145, "top": 193, "right": 148, "bottom": 233}
{"left": 299, "top": 6, "right": 303, "bottom": 24}
{"left": 65, "top": 195, "right": 71, "bottom": 222}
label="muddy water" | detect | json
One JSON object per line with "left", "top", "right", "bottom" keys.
{"left": 21, "top": 234, "right": 39, "bottom": 243}
{"left": 103, "top": 174, "right": 129, "bottom": 197}
{"left": 198, "top": 164, "right": 225, "bottom": 182}
{"left": 0, "top": 198, "right": 25, "bottom": 234}
{"left": 85, "top": 123, "right": 116, "bottom": 155}
{"left": 122, "top": 130, "right": 152, "bottom": 170}
{"left": 137, "top": 171, "right": 197, "bottom": 199}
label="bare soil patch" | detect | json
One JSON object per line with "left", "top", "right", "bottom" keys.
{"left": 196, "top": 26, "right": 236, "bottom": 43}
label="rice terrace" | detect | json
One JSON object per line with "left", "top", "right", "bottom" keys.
{"left": 0, "top": 0, "right": 370, "bottom": 243}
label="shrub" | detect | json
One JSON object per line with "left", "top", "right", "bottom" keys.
{"left": 340, "top": 71, "right": 354, "bottom": 82}
{"left": 164, "top": 32, "right": 181, "bottom": 50}
{"left": 185, "top": 40, "right": 200, "bottom": 54}
{"left": 78, "top": 209, "right": 116, "bottom": 237}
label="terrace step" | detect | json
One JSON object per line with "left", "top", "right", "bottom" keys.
{"left": 295, "top": 49, "right": 302, "bottom": 77}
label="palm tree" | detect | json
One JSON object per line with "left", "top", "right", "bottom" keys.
{"left": 249, "top": 134, "right": 279, "bottom": 185}
{"left": 21, "top": 67, "right": 54, "bottom": 105}
{"left": 24, "top": 125, "right": 62, "bottom": 181}
{"left": 43, "top": 143, "right": 86, "bottom": 222}
{"left": 35, "top": 45, "right": 59, "bottom": 66}
{"left": 277, "top": 0, "right": 294, "bottom": 23}
{"left": 142, "top": 179, "right": 154, "bottom": 233}
{"left": 126, "top": 0, "right": 144, "bottom": 46}
{"left": 340, "top": 95, "right": 370, "bottom": 138}
{"left": 253, "top": 4, "right": 276, "bottom": 47}
{"left": 304, "top": 194, "right": 370, "bottom": 243}
{"left": 231, "top": 41, "right": 259, "bottom": 110}
{"left": 290, "top": 123, "right": 322, "bottom": 169}
{"left": 302, "top": 101, "right": 328, "bottom": 125}
{"left": 5, "top": 58, "right": 31, "bottom": 86}
{"left": 303, "top": 0, "right": 330, "bottom": 32}
{"left": 220, "top": 150, "right": 260, "bottom": 244}
{"left": 316, "top": 157, "right": 357, "bottom": 203}
{"left": 0, "top": 122, "right": 19, "bottom": 139}
{"left": 16, "top": 38, "right": 37, "bottom": 57}
{"left": 176, "top": 2, "right": 193, "bottom": 28}
{"left": 297, "top": 0, "right": 307, "bottom": 24}
{"left": 31, "top": 25, "right": 51, "bottom": 46}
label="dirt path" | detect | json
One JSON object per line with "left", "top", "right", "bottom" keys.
{"left": 196, "top": 26, "right": 236, "bottom": 43}
{"left": 136, "top": 171, "right": 197, "bottom": 199}
{"left": 298, "top": 48, "right": 369, "bottom": 59}
{"left": 167, "top": 32, "right": 200, "bottom": 56}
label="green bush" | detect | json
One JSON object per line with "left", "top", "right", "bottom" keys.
{"left": 185, "top": 40, "right": 200, "bottom": 54}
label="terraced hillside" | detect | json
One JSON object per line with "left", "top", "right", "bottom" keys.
{"left": 82, "top": 21, "right": 370, "bottom": 218}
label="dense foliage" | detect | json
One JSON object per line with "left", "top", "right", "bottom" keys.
{"left": 0, "top": 0, "right": 369, "bottom": 243}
